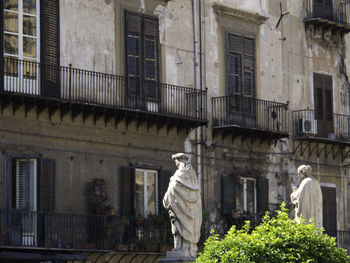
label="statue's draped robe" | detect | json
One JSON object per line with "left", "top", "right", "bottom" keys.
{"left": 291, "top": 176, "right": 323, "bottom": 229}
{"left": 163, "top": 166, "right": 202, "bottom": 244}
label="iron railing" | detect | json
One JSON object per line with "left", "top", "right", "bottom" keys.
{"left": 292, "top": 109, "right": 350, "bottom": 141}
{"left": 212, "top": 95, "right": 288, "bottom": 133}
{"left": 2, "top": 57, "right": 207, "bottom": 122}
{"left": 305, "top": 0, "right": 350, "bottom": 26}
{"left": 0, "top": 209, "right": 172, "bottom": 252}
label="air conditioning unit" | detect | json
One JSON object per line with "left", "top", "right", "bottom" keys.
{"left": 298, "top": 117, "right": 317, "bottom": 135}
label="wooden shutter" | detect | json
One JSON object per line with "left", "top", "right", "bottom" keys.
{"left": 0, "top": 0, "right": 3, "bottom": 92}
{"left": 222, "top": 174, "right": 236, "bottom": 214}
{"left": 257, "top": 176, "right": 269, "bottom": 214}
{"left": 314, "top": 73, "right": 333, "bottom": 137}
{"left": 40, "top": 159, "right": 56, "bottom": 212}
{"left": 11, "top": 158, "right": 30, "bottom": 210}
{"left": 322, "top": 186, "right": 337, "bottom": 236}
{"left": 40, "top": 0, "right": 60, "bottom": 98}
{"left": 158, "top": 169, "right": 172, "bottom": 213}
{"left": 120, "top": 166, "right": 135, "bottom": 217}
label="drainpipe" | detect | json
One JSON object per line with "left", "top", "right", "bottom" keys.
{"left": 192, "top": 0, "right": 201, "bottom": 188}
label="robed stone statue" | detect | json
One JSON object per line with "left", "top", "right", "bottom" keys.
{"left": 163, "top": 153, "right": 202, "bottom": 258}
{"left": 290, "top": 165, "right": 323, "bottom": 229}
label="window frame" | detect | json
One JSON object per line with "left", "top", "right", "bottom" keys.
{"left": 135, "top": 167, "right": 159, "bottom": 218}
{"left": 240, "top": 177, "right": 257, "bottom": 214}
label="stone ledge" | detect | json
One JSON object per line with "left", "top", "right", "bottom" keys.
{"left": 158, "top": 257, "right": 195, "bottom": 263}
{"left": 213, "top": 3, "right": 269, "bottom": 24}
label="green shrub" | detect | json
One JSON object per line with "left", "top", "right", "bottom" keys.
{"left": 196, "top": 203, "right": 350, "bottom": 263}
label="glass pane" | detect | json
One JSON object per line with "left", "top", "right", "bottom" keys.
{"left": 23, "top": 37, "right": 36, "bottom": 58}
{"left": 23, "top": 15, "right": 36, "bottom": 36}
{"left": 23, "top": 0, "right": 36, "bottom": 15}
{"left": 146, "top": 171, "right": 156, "bottom": 215}
{"left": 5, "top": 0, "right": 18, "bottom": 11}
{"left": 4, "top": 11, "right": 18, "bottom": 33}
{"left": 5, "top": 34, "right": 18, "bottom": 55}
{"left": 246, "top": 180, "right": 255, "bottom": 214}
{"left": 135, "top": 171, "right": 145, "bottom": 217}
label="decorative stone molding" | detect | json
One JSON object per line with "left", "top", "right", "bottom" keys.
{"left": 212, "top": 3, "right": 269, "bottom": 25}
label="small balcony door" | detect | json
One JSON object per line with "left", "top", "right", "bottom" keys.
{"left": 314, "top": 73, "right": 333, "bottom": 138}
{"left": 3, "top": 0, "right": 40, "bottom": 95}
{"left": 227, "top": 33, "right": 256, "bottom": 128}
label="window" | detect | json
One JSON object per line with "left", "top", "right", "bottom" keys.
{"left": 1, "top": 0, "right": 60, "bottom": 97}
{"left": 7, "top": 155, "right": 56, "bottom": 212}
{"left": 227, "top": 32, "right": 255, "bottom": 114}
{"left": 313, "top": 73, "right": 333, "bottom": 137}
{"left": 322, "top": 186, "right": 337, "bottom": 236}
{"left": 135, "top": 168, "right": 158, "bottom": 218}
{"left": 222, "top": 174, "right": 268, "bottom": 216}
{"left": 239, "top": 178, "right": 256, "bottom": 214}
{"left": 125, "top": 11, "right": 160, "bottom": 111}
{"left": 313, "top": 0, "right": 333, "bottom": 20}
{"left": 120, "top": 166, "right": 172, "bottom": 217}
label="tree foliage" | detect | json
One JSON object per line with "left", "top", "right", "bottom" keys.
{"left": 196, "top": 203, "right": 350, "bottom": 263}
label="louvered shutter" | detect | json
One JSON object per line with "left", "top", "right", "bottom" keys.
{"left": 40, "top": 159, "right": 55, "bottom": 212}
{"left": 158, "top": 169, "right": 172, "bottom": 213}
{"left": 120, "top": 166, "right": 135, "bottom": 217}
{"left": 222, "top": 174, "right": 236, "bottom": 215}
{"left": 11, "top": 158, "right": 30, "bottom": 210}
{"left": 314, "top": 73, "right": 324, "bottom": 120}
{"left": 125, "top": 11, "right": 142, "bottom": 99}
{"left": 322, "top": 187, "right": 337, "bottom": 236}
{"left": 257, "top": 176, "right": 269, "bottom": 214}
{"left": 0, "top": 0, "right": 3, "bottom": 92}
{"left": 40, "top": 0, "right": 60, "bottom": 98}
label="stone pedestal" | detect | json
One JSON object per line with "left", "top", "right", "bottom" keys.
{"left": 158, "top": 250, "right": 196, "bottom": 263}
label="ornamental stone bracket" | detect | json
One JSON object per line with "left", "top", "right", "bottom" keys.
{"left": 212, "top": 3, "right": 269, "bottom": 25}
{"left": 305, "top": 23, "right": 343, "bottom": 47}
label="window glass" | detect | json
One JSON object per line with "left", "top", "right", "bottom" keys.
{"left": 23, "top": 0, "right": 36, "bottom": 14}
{"left": 23, "top": 15, "right": 36, "bottom": 36}
{"left": 135, "top": 169, "right": 158, "bottom": 218}
{"left": 23, "top": 37, "right": 36, "bottom": 58}
{"left": 4, "top": 11, "right": 18, "bottom": 33}
{"left": 238, "top": 178, "right": 256, "bottom": 214}
{"left": 246, "top": 180, "right": 255, "bottom": 214}
{"left": 135, "top": 170, "right": 144, "bottom": 217}
{"left": 5, "top": 34, "right": 18, "bottom": 55}
{"left": 5, "top": 0, "right": 18, "bottom": 11}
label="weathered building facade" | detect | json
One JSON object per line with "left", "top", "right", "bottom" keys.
{"left": 0, "top": 0, "right": 350, "bottom": 262}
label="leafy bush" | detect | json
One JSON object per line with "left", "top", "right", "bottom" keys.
{"left": 196, "top": 203, "right": 350, "bottom": 263}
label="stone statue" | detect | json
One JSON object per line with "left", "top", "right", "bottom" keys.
{"left": 290, "top": 165, "right": 323, "bottom": 229}
{"left": 163, "top": 153, "right": 202, "bottom": 258}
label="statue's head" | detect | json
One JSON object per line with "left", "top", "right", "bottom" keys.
{"left": 297, "top": 165, "right": 312, "bottom": 179}
{"left": 172, "top": 153, "right": 189, "bottom": 168}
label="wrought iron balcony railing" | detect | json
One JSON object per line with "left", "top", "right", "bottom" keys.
{"left": 0, "top": 209, "right": 172, "bottom": 252}
{"left": 212, "top": 95, "right": 288, "bottom": 134}
{"left": 292, "top": 109, "right": 350, "bottom": 142}
{"left": 305, "top": 0, "right": 350, "bottom": 26}
{"left": 1, "top": 57, "right": 207, "bottom": 123}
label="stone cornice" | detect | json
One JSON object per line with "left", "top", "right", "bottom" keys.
{"left": 213, "top": 3, "right": 269, "bottom": 25}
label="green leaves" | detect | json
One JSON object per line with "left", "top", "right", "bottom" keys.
{"left": 196, "top": 203, "right": 350, "bottom": 263}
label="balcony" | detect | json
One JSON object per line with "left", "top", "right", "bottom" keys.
{"left": 304, "top": 0, "right": 350, "bottom": 38}
{"left": 292, "top": 110, "right": 350, "bottom": 158}
{"left": 0, "top": 210, "right": 172, "bottom": 253}
{"left": 0, "top": 58, "right": 207, "bottom": 131}
{"left": 212, "top": 96, "right": 289, "bottom": 142}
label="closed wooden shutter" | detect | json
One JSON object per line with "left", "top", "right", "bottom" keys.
{"left": 314, "top": 73, "right": 333, "bottom": 137}
{"left": 158, "top": 169, "right": 172, "bottom": 213}
{"left": 120, "top": 166, "right": 135, "bottom": 217}
{"left": 40, "top": 0, "right": 60, "bottom": 98}
{"left": 0, "top": 0, "right": 3, "bottom": 91}
{"left": 125, "top": 11, "right": 159, "bottom": 106}
{"left": 40, "top": 159, "right": 56, "bottom": 212}
{"left": 257, "top": 176, "right": 269, "bottom": 214}
{"left": 322, "top": 186, "right": 337, "bottom": 236}
{"left": 227, "top": 33, "right": 255, "bottom": 119}
{"left": 222, "top": 174, "right": 236, "bottom": 214}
